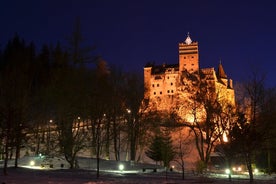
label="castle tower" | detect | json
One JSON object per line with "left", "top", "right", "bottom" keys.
{"left": 144, "top": 65, "right": 152, "bottom": 99}
{"left": 179, "top": 34, "right": 199, "bottom": 73}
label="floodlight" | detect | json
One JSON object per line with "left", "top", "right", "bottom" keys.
{"left": 119, "top": 164, "right": 124, "bottom": 171}
{"left": 30, "top": 160, "right": 35, "bottom": 166}
{"left": 225, "top": 168, "right": 230, "bottom": 175}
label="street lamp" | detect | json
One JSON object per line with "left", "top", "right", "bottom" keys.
{"left": 119, "top": 164, "right": 124, "bottom": 171}
{"left": 126, "top": 109, "right": 131, "bottom": 114}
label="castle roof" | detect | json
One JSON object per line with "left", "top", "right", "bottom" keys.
{"left": 201, "top": 68, "right": 216, "bottom": 80}
{"left": 146, "top": 63, "right": 179, "bottom": 75}
{"left": 217, "top": 62, "right": 227, "bottom": 79}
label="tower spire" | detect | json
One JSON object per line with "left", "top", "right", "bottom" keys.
{"left": 185, "top": 32, "right": 192, "bottom": 45}
{"left": 218, "top": 61, "right": 227, "bottom": 78}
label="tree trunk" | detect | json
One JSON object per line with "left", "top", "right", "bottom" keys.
{"left": 105, "top": 119, "right": 110, "bottom": 160}
{"left": 113, "top": 121, "right": 119, "bottom": 161}
{"left": 245, "top": 153, "right": 254, "bottom": 183}
{"left": 91, "top": 120, "right": 97, "bottom": 156}
{"left": 226, "top": 158, "right": 232, "bottom": 181}
{"left": 182, "top": 165, "right": 185, "bottom": 180}
{"left": 14, "top": 144, "right": 20, "bottom": 168}
{"left": 96, "top": 120, "right": 101, "bottom": 178}
{"left": 130, "top": 133, "right": 136, "bottom": 161}
{"left": 3, "top": 125, "right": 11, "bottom": 175}
{"left": 268, "top": 149, "right": 271, "bottom": 175}
{"left": 35, "top": 125, "right": 41, "bottom": 155}
{"left": 130, "top": 119, "right": 139, "bottom": 162}
{"left": 35, "top": 136, "right": 40, "bottom": 155}
{"left": 3, "top": 139, "right": 9, "bottom": 175}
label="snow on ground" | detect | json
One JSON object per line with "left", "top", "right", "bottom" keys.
{"left": 1, "top": 156, "right": 276, "bottom": 184}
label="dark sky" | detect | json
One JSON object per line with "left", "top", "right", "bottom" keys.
{"left": 1, "top": 0, "right": 276, "bottom": 87}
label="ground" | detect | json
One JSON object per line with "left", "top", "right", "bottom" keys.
{"left": 1, "top": 156, "right": 276, "bottom": 184}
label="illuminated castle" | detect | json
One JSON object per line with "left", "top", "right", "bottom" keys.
{"left": 143, "top": 34, "right": 235, "bottom": 117}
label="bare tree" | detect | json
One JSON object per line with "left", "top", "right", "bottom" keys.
{"left": 87, "top": 59, "right": 111, "bottom": 178}
{"left": 173, "top": 128, "right": 192, "bottom": 180}
{"left": 177, "top": 70, "right": 232, "bottom": 172}
{"left": 44, "top": 43, "right": 90, "bottom": 168}
{"left": 235, "top": 70, "right": 266, "bottom": 183}
{"left": 259, "top": 88, "right": 276, "bottom": 174}
{"left": 123, "top": 73, "right": 144, "bottom": 162}
{"left": 0, "top": 35, "right": 35, "bottom": 174}
{"left": 219, "top": 70, "right": 267, "bottom": 183}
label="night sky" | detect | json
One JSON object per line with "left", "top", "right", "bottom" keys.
{"left": 1, "top": 0, "right": 276, "bottom": 87}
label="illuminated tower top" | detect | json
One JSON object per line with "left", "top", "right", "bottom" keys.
{"left": 185, "top": 33, "right": 192, "bottom": 45}
{"left": 179, "top": 33, "right": 199, "bottom": 73}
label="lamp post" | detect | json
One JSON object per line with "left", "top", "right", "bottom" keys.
{"left": 125, "top": 109, "right": 131, "bottom": 161}
{"left": 47, "top": 119, "right": 53, "bottom": 155}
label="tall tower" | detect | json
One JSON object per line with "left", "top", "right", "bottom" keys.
{"left": 179, "top": 34, "right": 199, "bottom": 73}
{"left": 143, "top": 65, "right": 152, "bottom": 99}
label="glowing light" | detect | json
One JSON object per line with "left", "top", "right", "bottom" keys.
{"left": 225, "top": 168, "right": 230, "bottom": 175}
{"left": 30, "top": 160, "right": 35, "bottom": 166}
{"left": 233, "top": 166, "right": 242, "bottom": 172}
{"left": 119, "top": 164, "right": 124, "bottom": 171}
{"left": 185, "top": 114, "right": 194, "bottom": 123}
{"left": 126, "top": 109, "right": 131, "bottom": 114}
{"left": 254, "top": 168, "right": 258, "bottom": 173}
{"left": 223, "top": 132, "right": 228, "bottom": 142}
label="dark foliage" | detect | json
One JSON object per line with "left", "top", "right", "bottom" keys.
{"left": 145, "top": 133, "right": 175, "bottom": 167}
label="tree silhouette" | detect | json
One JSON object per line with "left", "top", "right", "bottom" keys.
{"left": 145, "top": 135, "right": 163, "bottom": 164}
{"left": 0, "top": 34, "right": 35, "bottom": 174}
{"left": 146, "top": 132, "right": 175, "bottom": 167}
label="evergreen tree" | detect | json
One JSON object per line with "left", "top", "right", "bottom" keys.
{"left": 162, "top": 132, "right": 176, "bottom": 168}
{"left": 145, "top": 135, "right": 163, "bottom": 164}
{"left": 146, "top": 133, "right": 175, "bottom": 167}
{"left": 0, "top": 34, "right": 36, "bottom": 174}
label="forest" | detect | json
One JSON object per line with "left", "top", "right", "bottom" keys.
{"left": 1, "top": 25, "right": 276, "bottom": 183}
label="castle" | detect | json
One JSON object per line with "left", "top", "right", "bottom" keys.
{"left": 143, "top": 34, "right": 235, "bottom": 119}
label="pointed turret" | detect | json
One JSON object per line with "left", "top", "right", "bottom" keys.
{"left": 216, "top": 61, "right": 228, "bottom": 86}
{"left": 217, "top": 61, "right": 227, "bottom": 79}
